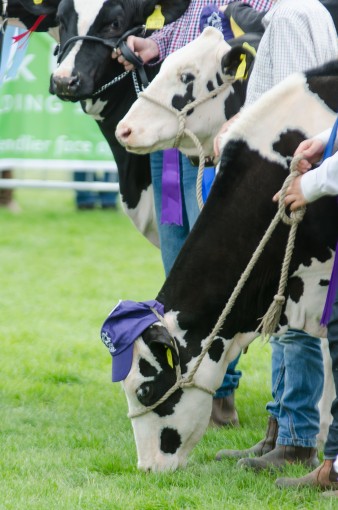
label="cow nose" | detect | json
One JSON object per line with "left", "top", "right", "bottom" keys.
{"left": 50, "top": 73, "right": 81, "bottom": 96}
{"left": 116, "top": 124, "right": 132, "bottom": 145}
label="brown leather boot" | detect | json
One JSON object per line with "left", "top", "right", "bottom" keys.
{"left": 238, "top": 445, "right": 319, "bottom": 472}
{"left": 215, "top": 416, "right": 278, "bottom": 460}
{"left": 276, "top": 459, "right": 338, "bottom": 488}
{"left": 209, "top": 394, "right": 239, "bottom": 428}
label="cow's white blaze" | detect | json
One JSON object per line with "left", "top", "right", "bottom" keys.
{"left": 54, "top": 0, "right": 106, "bottom": 79}
{"left": 116, "top": 28, "right": 234, "bottom": 157}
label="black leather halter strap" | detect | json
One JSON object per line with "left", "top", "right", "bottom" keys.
{"left": 55, "top": 25, "right": 149, "bottom": 88}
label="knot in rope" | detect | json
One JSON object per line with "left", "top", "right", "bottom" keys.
{"left": 277, "top": 154, "right": 306, "bottom": 226}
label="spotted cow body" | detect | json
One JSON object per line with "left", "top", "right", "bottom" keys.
{"left": 117, "top": 60, "right": 338, "bottom": 471}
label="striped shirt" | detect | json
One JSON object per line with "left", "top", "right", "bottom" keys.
{"left": 150, "top": 0, "right": 273, "bottom": 61}
{"left": 245, "top": 0, "right": 338, "bottom": 106}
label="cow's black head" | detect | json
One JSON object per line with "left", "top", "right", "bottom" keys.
{"left": 49, "top": 0, "right": 191, "bottom": 101}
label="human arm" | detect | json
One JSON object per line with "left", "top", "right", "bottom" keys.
{"left": 224, "top": 2, "right": 266, "bottom": 34}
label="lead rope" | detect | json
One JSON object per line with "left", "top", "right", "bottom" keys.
{"left": 128, "top": 155, "right": 306, "bottom": 419}
{"left": 138, "top": 79, "right": 235, "bottom": 211}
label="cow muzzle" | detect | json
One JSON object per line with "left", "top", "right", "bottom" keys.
{"left": 49, "top": 73, "right": 81, "bottom": 100}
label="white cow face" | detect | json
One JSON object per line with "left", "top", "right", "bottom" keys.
{"left": 120, "top": 318, "right": 240, "bottom": 472}
{"left": 116, "top": 28, "right": 235, "bottom": 157}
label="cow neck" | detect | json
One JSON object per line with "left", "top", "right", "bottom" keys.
{"left": 128, "top": 160, "right": 306, "bottom": 419}
{"left": 138, "top": 79, "right": 234, "bottom": 211}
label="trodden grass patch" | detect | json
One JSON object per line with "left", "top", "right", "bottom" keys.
{"left": 0, "top": 189, "right": 334, "bottom": 509}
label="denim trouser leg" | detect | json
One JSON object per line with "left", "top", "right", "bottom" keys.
{"left": 267, "top": 330, "right": 323, "bottom": 447}
{"left": 324, "top": 285, "right": 338, "bottom": 459}
{"left": 74, "top": 171, "right": 96, "bottom": 206}
{"left": 214, "top": 353, "right": 242, "bottom": 398}
{"left": 99, "top": 172, "right": 118, "bottom": 207}
{"left": 150, "top": 151, "right": 191, "bottom": 276}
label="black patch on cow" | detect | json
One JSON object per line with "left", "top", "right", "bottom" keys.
{"left": 319, "top": 279, "right": 330, "bottom": 287}
{"left": 139, "top": 358, "right": 158, "bottom": 378}
{"left": 288, "top": 276, "right": 304, "bottom": 303}
{"left": 154, "top": 389, "right": 183, "bottom": 417}
{"left": 172, "top": 82, "right": 195, "bottom": 115}
{"left": 181, "top": 73, "right": 195, "bottom": 84}
{"left": 273, "top": 130, "right": 305, "bottom": 159}
{"left": 224, "top": 81, "right": 246, "bottom": 120}
{"left": 305, "top": 60, "right": 338, "bottom": 113}
{"left": 160, "top": 427, "right": 182, "bottom": 454}
{"left": 207, "top": 80, "right": 215, "bottom": 92}
{"left": 208, "top": 338, "right": 224, "bottom": 363}
{"left": 216, "top": 72, "right": 223, "bottom": 86}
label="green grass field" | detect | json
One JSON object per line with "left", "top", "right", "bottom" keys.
{"left": 0, "top": 190, "right": 335, "bottom": 509}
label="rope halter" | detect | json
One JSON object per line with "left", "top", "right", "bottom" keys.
{"left": 128, "top": 154, "right": 307, "bottom": 419}
{"left": 138, "top": 78, "right": 235, "bottom": 211}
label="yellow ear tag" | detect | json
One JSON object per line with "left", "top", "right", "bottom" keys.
{"left": 235, "top": 43, "right": 256, "bottom": 80}
{"left": 33, "top": 0, "right": 44, "bottom": 4}
{"left": 166, "top": 347, "right": 174, "bottom": 369}
{"left": 235, "top": 54, "right": 247, "bottom": 80}
{"left": 146, "top": 5, "right": 165, "bottom": 30}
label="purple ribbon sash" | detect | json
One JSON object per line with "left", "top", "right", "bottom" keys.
{"left": 161, "top": 148, "right": 183, "bottom": 226}
{"left": 320, "top": 117, "right": 338, "bottom": 325}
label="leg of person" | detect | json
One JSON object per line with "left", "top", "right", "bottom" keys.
{"left": 0, "top": 169, "right": 20, "bottom": 212}
{"left": 239, "top": 330, "right": 322, "bottom": 471}
{"left": 216, "top": 340, "right": 281, "bottom": 459}
{"left": 210, "top": 355, "right": 242, "bottom": 427}
{"left": 74, "top": 171, "right": 96, "bottom": 210}
{"left": 276, "top": 291, "right": 338, "bottom": 491}
{"left": 150, "top": 151, "right": 190, "bottom": 276}
{"left": 99, "top": 171, "right": 118, "bottom": 209}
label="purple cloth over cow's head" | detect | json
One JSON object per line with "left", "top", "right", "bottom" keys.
{"left": 199, "top": 5, "right": 234, "bottom": 40}
{"left": 100, "top": 299, "right": 165, "bottom": 382}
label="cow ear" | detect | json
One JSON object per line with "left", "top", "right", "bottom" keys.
{"left": 143, "top": 0, "right": 191, "bottom": 26}
{"left": 142, "top": 325, "right": 179, "bottom": 368}
{"left": 221, "top": 44, "right": 256, "bottom": 81}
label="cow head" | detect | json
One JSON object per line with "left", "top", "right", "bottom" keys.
{"left": 119, "top": 314, "right": 240, "bottom": 472}
{"left": 49, "top": 0, "right": 191, "bottom": 101}
{"left": 116, "top": 27, "right": 254, "bottom": 158}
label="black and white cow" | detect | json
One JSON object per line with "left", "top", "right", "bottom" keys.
{"left": 109, "top": 60, "right": 338, "bottom": 471}
{"left": 2, "top": 0, "right": 192, "bottom": 245}
{"left": 116, "top": 28, "right": 254, "bottom": 160}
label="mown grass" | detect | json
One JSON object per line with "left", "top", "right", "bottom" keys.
{"left": 0, "top": 190, "right": 335, "bottom": 509}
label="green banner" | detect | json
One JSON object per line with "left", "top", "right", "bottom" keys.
{"left": 0, "top": 32, "right": 115, "bottom": 170}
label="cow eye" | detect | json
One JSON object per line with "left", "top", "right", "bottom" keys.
{"left": 181, "top": 73, "right": 195, "bottom": 84}
{"left": 136, "top": 383, "right": 154, "bottom": 404}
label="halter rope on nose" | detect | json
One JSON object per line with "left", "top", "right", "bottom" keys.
{"left": 138, "top": 79, "right": 235, "bottom": 212}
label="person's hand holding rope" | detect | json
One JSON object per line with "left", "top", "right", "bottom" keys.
{"left": 111, "top": 36, "right": 159, "bottom": 71}
{"left": 273, "top": 137, "right": 325, "bottom": 211}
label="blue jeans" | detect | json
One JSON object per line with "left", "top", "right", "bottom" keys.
{"left": 150, "top": 151, "right": 200, "bottom": 276}
{"left": 151, "top": 150, "right": 241, "bottom": 397}
{"left": 324, "top": 284, "right": 338, "bottom": 459}
{"left": 74, "top": 171, "right": 118, "bottom": 207}
{"left": 267, "top": 330, "right": 323, "bottom": 448}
